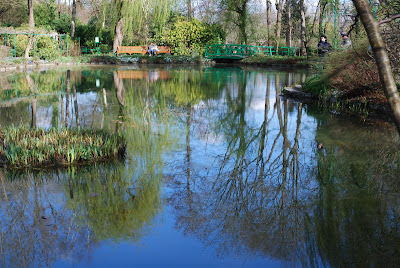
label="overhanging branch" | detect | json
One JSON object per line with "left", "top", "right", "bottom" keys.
{"left": 378, "top": 14, "right": 400, "bottom": 25}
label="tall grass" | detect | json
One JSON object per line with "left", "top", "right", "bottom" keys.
{"left": 0, "top": 126, "right": 126, "bottom": 168}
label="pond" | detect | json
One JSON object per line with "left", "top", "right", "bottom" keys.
{"left": 0, "top": 65, "right": 399, "bottom": 267}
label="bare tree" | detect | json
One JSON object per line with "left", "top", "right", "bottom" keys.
{"left": 71, "top": 0, "right": 77, "bottom": 39}
{"left": 187, "top": 0, "right": 192, "bottom": 19}
{"left": 25, "top": 0, "right": 34, "bottom": 58}
{"left": 352, "top": 0, "right": 400, "bottom": 134}
{"left": 300, "top": 0, "right": 306, "bottom": 55}
{"left": 28, "top": 0, "right": 34, "bottom": 28}
{"left": 285, "top": 0, "right": 292, "bottom": 47}
{"left": 266, "top": 0, "right": 272, "bottom": 46}
{"left": 275, "top": 0, "right": 284, "bottom": 54}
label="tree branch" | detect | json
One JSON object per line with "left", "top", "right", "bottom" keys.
{"left": 378, "top": 14, "right": 400, "bottom": 25}
{"left": 347, "top": 14, "right": 359, "bottom": 36}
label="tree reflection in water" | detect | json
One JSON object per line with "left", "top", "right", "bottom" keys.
{"left": 167, "top": 68, "right": 400, "bottom": 267}
{"left": 1, "top": 67, "right": 400, "bottom": 266}
{"left": 0, "top": 162, "right": 162, "bottom": 268}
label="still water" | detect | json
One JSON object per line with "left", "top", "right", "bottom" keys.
{"left": 0, "top": 66, "right": 399, "bottom": 267}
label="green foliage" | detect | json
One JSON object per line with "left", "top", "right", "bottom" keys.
{"left": 33, "top": 0, "right": 72, "bottom": 34}
{"left": 34, "top": 36, "right": 61, "bottom": 60}
{"left": 154, "top": 17, "right": 225, "bottom": 56}
{"left": 8, "top": 34, "right": 62, "bottom": 60}
{"left": 75, "top": 16, "right": 113, "bottom": 48}
{"left": 122, "top": 0, "right": 171, "bottom": 43}
{"left": 53, "top": 13, "right": 72, "bottom": 34}
{"left": 70, "top": 166, "right": 162, "bottom": 242}
{"left": 0, "top": 126, "right": 126, "bottom": 168}
{"left": 34, "top": 0, "right": 57, "bottom": 29}
{"left": 0, "top": 0, "right": 26, "bottom": 27}
{"left": 12, "top": 34, "right": 28, "bottom": 57}
{"left": 302, "top": 74, "right": 330, "bottom": 96}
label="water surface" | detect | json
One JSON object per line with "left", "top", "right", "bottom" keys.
{"left": 0, "top": 66, "right": 399, "bottom": 267}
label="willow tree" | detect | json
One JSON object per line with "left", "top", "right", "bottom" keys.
{"left": 352, "top": 0, "right": 400, "bottom": 134}
{"left": 221, "top": 0, "right": 251, "bottom": 44}
{"left": 110, "top": 0, "right": 171, "bottom": 53}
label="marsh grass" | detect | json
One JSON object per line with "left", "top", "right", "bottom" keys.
{"left": 0, "top": 126, "right": 126, "bottom": 168}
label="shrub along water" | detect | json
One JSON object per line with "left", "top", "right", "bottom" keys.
{"left": 0, "top": 126, "right": 126, "bottom": 168}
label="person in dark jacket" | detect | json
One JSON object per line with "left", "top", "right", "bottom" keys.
{"left": 318, "top": 34, "right": 332, "bottom": 57}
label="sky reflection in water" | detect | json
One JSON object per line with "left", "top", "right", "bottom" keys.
{"left": 0, "top": 66, "right": 399, "bottom": 267}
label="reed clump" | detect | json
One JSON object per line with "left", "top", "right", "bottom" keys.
{"left": 0, "top": 126, "right": 126, "bottom": 168}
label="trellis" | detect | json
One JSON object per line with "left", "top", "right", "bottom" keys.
{"left": 1, "top": 33, "right": 69, "bottom": 57}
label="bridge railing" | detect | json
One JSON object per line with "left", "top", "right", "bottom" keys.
{"left": 205, "top": 44, "right": 252, "bottom": 58}
{"left": 205, "top": 44, "right": 298, "bottom": 59}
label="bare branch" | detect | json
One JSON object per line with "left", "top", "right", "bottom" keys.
{"left": 347, "top": 14, "right": 359, "bottom": 36}
{"left": 378, "top": 14, "right": 400, "bottom": 25}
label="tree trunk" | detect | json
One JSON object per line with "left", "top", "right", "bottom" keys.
{"left": 238, "top": 13, "right": 247, "bottom": 45}
{"left": 300, "top": 0, "right": 306, "bottom": 55}
{"left": 285, "top": 0, "right": 292, "bottom": 47}
{"left": 113, "top": 72, "right": 125, "bottom": 106}
{"left": 266, "top": 0, "right": 272, "bottom": 46}
{"left": 187, "top": 0, "right": 192, "bottom": 19}
{"left": 319, "top": 0, "right": 325, "bottom": 36}
{"left": 71, "top": 0, "right": 76, "bottom": 39}
{"left": 27, "top": 75, "right": 36, "bottom": 130}
{"left": 28, "top": 0, "right": 34, "bottom": 28}
{"left": 275, "top": 0, "right": 283, "bottom": 54}
{"left": 25, "top": 0, "right": 34, "bottom": 59}
{"left": 352, "top": 0, "right": 400, "bottom": 134}
{"left": 113, "top": 18, "right": 124, "bottom": 54}
{"left": 73, "top": 85, "right": 80, "bottom": 129}
{"left": 65, "top": 70, "right": 71, "bottom": 128}
{"left": 25, "top": 37, "right": 33, "bottom": 58}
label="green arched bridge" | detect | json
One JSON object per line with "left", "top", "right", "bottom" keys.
{"left": 204, "top": 44, "right": 298, "bottom": 63}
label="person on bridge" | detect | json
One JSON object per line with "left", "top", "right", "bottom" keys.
{"left": 148, "top": 43, "right": 159, "bottom": 56}
{"left": 318, "top": 34, "right": 332, "bottom": 57}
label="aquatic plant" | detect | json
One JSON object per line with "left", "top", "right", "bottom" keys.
{"left": 302, "top": 74, "right": 331, "bottom": 96}
{"left": 0, "top": 126, "right": 126, "bottom": 168}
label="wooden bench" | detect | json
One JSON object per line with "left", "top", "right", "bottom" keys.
{"left": 117, "top": 45, "right": 171, "bottom": 56}
{"left": 156, "top": 46, "right": 171, "bottom": 55}
{"left": 117, "top": 70, "right": 171, "bottom": 80}
{"left": 116, "top": 46, "right": 146, "bottom": 56}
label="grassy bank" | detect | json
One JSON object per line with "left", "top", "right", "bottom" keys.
{"left": 0, "top": 53, "right": 312, "bottom": 71}
{"left": 0, "top": 126, "right": 126, "bottom": 168}
{"left": 298, "top": 39, "right": 400, "bottom": 119}
{"left": 0, "top": 54, "right": 208, "bottom": 70}
{"left": 241, "top": 55, "right": 313, "bottom": 67}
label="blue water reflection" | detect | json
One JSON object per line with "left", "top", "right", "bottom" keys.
{"left": 0, "top": 66, "right": 399, "bottom": 267}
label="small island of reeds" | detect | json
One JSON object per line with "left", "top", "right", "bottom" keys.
{"left": 0, "top": 126, "right": 126, "bottom": 168}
